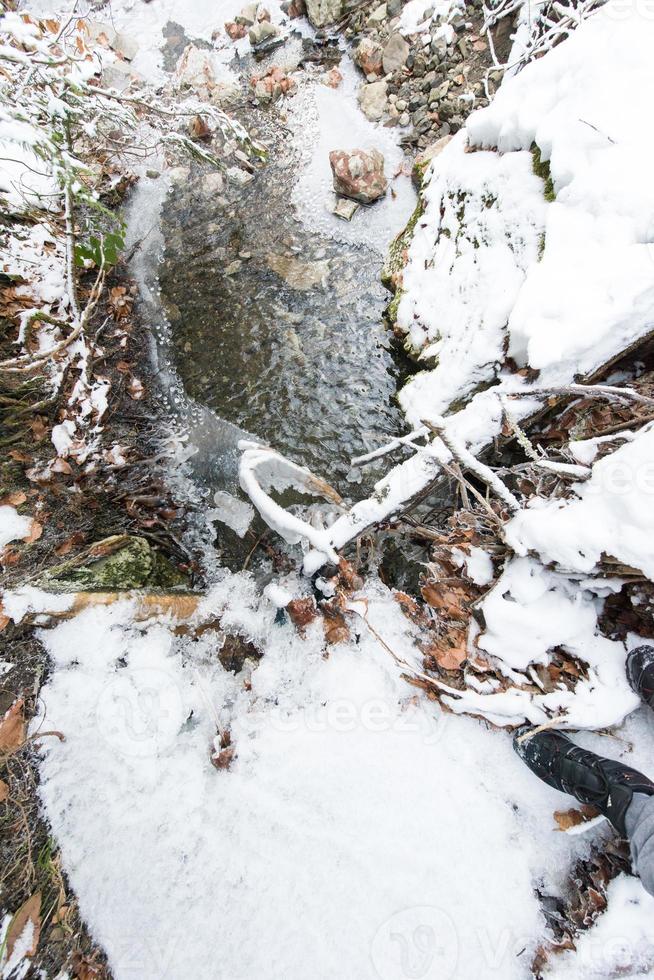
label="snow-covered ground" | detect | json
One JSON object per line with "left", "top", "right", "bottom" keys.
{"left": 26, "top": 580, "right": 640, "bottom": 980}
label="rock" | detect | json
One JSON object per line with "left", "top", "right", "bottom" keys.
{"left": 358, "top": 80, "right": 387, "bottom": 121}
{"left": 84, "top": 21, "right": 118, "bottom": 49}
{"left": 101, "top": 61, "right": 142, "bottom": 93}
{"left": 266, "top": 254, "right": 330, "bottom": 290}
{"left": 282, "top": 0, "right": 307, "bottom": 17}
{"left": 225, "top": 21, "right": 248, "bottom": 39}
{"left": 235, "top": 3, "right": 259, "bottom": 25}
{"left": 332, "top": 197, "right": 360, "bottom": 221}
{"left": 367, "top": 2, "right": 388, "bottom": 24}
{"left": 354, "top": 37, "right": 383, "bottom": 76}
{"left": 305, "top": 0, "right": 344, "bottom": 28}
{"left": 399, "top": 111, "right": 410, "bottom": 126}
{"left": 387, "top": 0, "right": 402, "bottom": 15}
{"left": 167, "top": 165, "right": 190, "bottom": 186}
{"left": 251, "top": 65, "right": 296, "bottom": 102}
{"left": 112, "top": 32, "right": 139, "bottom": 61}
{"left": 323, "top": 67, "right": 343, "bottom": 88}
{"left": 329, "top": 148, "right": 387, "bottom": 204}
{"left": 382, "top": 33, "right": 409, "bottom": 74}
{"left": 174, "top": 45, "right": 238, "bottom": 103}
{"left": 248, "top": 20, "right": 279, "bottom": 45}
{"left": 40, "top": 535, "right": 187, "bottom": 591}
{"left": 202, "top": 171, "right": 225, "bottom": 195}
{"left": 411, "top": 134, "right": 452, "bottom": 187}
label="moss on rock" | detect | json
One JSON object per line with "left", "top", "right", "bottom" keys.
{"left": 40, "top": 534, "right": 188, "bottom": 591}
{"left": 382, "top": 197, "right": 424, "bottom": 326}
{"left": 531, "top": 143, "right": 555, "bottom": 202}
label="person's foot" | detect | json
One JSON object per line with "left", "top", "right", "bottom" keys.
{"left": 626, "top": 645, "right": 654, "bottom": 710}
{"left": 513, "top": 727, "right": 654, "bottom": 836}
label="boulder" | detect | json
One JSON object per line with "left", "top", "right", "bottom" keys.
{"left": 354, "top": 37, "right": 383, "bottom": 76}
{"left": 382, "top": 33, "right": 410, "bottom": 73}
{"left": 358, "top": 80, "right": 387, "bottom": 121}
{"left": 329, "top": 149, "right": 387, "bottom": 204}
{"left": 305, "top": 0, "right": 344, "bottom": 28}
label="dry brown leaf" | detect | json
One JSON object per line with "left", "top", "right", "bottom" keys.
{"left": 51, "top": 458, "right": 73, "bottom": 475}
{"left": 287, "top": 597, "right": 317, "bottom": 633}
{"left": 55, "top": 531, "right": 86, "bottom": 557}
{"left": 323, "top": 608, "right": 350, "bottom": 646}
{"left": 554, "top": 805, "right": 599, "bottom": 831}
{"left": 5, "top": 891, "right": 41, "bottom": 965}
{"left": 8, "top": 449, "right": 31, "bottom": 463}
{"left": 424, "top": 632, "right": 468, "bottom": 672}
{"left": 0, "top": 698, "right": 25, "bottom": 752}
{"left": 29, "top": 416, "right": 48, "bottom": 441}
{"left": 0, "top": 491, "right": 27, "bottom": 507}
{"left": 24, "top": 520, "right": 43, "bottom": 544}
{"left": 0, "top": 778, "right": 8, "bottom": 802}
{"left": 1, "top": 547, "right": 21, "bottom": 566}
{"left": 211, "top": 745, "right": 235, "bottom": 770}
{"left": 71, "top": 950, "right": 106, "bottom": 979}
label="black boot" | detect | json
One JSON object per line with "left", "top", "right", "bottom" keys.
{"left": 626, "top": 645, "right": 654, "bottom": 710}
{"left": 513, "top": 728, "right": 654, "bottom": 836}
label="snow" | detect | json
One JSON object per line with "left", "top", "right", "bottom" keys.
{"left": 304, "top": 0, "right": 654, "bottom": 561}
{"left": 10, "top": 0, "right": 654, "bottom": 973}
{"left": 452, "top": 545, "right": 494, "bottom": 586}
{"left": 0, "top": 506, "right": 33, "bottom": 549}
{"left": 51, "top": 419, "right": 76, "bottom": 457}
{"left": 206, "top": 489, "right": 254, "bottom": 538}
{"left": 34, "top": 582, "right": 604, "bottom": 980}
{"left": 1, "top": 917, "right": 35, "bottom": 980}
{"left": 506, "top": 425, "right": 654, "bottom": 579}
{"left": 289, "top": 53, "right": 416, "bottom": 255}
{"left": 398, "top": 0, "right": 463, "bottom": 36}
{"left": 546, "top": 874, "right": 654, "bottom": 979}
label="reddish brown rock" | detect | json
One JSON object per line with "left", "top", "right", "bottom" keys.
{"left": 329, "top": 149, "right": 388, "bottom": 204}
{"left": 323, "top": 67, "right": 343, "bottom": 89}
{"left": 251, "top": 65, "right": 296, "bottom": 102}
{"left": 225, "top": 21, "right": 247, "bottom": 39}
{"left": 354, "top": 36, "right": 383, "bottom": 77}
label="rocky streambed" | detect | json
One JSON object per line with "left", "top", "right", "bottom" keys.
{"left": 118, "top": 0, "right": 498, "bottom": 566}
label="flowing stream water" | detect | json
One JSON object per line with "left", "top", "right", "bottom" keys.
{"left": 127, "top": 25, "right": 418, "bottom": 565}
